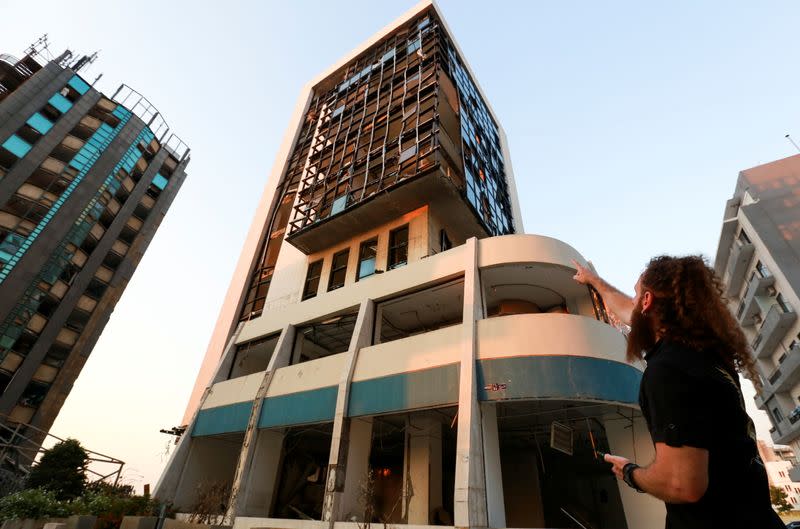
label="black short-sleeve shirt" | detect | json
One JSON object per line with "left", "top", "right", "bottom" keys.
{"left": 639, "top": 340, "right": 783, "bottom": 529}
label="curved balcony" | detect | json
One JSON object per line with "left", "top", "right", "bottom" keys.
{"left": 478, "top": 233, "right": 587, "bottom": 270}
{"left": 476, "top": 313, "right": 641, "bottom": 406}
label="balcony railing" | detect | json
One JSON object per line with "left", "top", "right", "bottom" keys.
{"left": 737, "top": 273, "right": 775, "bottom": 327}
{"left": 754, "top": 303, "right": 797, "bottom": 359}
{"left": 766, "top": 345, "right": 800, "bottom": 394}
{"left": 725, "top": 240, "right": 755, "bottom": 297}
{"left": 772, "top": 412, "right": 800, "bottom": 445}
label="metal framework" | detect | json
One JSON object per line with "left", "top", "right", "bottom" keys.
{"left": 239, "top": 9, "right": 514, "bottom": 321}
{"left": 0, "top": 412, "right": 124, "bottom": 485}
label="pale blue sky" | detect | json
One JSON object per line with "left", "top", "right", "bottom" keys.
{"left": 4, "top": 0, "right": 800, "bottom": 490}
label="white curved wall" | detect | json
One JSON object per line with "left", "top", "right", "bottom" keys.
{"left": 477, "top": 313, "right": 633, "bottom": 368}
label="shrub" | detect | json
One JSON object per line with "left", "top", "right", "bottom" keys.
{"left": 73, "top": 491, "right": 158, "bottom": 529}
{"left": 0, "top": 488, "right": 70, "bottom": 521}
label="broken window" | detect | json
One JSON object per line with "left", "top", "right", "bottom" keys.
{"left": 292, "top": 310, "right": 358, "bottom": 364}
{"left": 357, "top": 238, "right": 378, "bottom": 281}
{"left": 229, "top": 333, "right": 279, "bottom": 379}
{"left": 328, "top": 249, "right": 349, "bottom": 291}
{"left": 302, "top": 260, "right": 324, "bottom": 300}
{"left": 375, "top": 279, "right": 464, "bottom": 344}
{"left": 387, "top": 225, "right": 408, "bottom": 270}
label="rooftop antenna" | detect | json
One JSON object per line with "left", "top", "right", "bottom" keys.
{"left": 786, "top": 134, "right": 800, "bottom": 154}
{"left": 70, "top": 51, "right": 99, "bottom": 73}
{"left": 24, "top": 34, "right": 48, "bottom": 58}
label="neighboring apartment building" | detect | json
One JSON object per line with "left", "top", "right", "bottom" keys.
{"left": 157, "top": 2, "right": 662, "bottom": 528}
{"left": 714, "top": 154, "right": 800, "bottom": 479}
{"left": 0, "top": 40, "right": 189, "bottom": 466}
{"left": 758, "top": 440, "right": 800, "bottom": 506}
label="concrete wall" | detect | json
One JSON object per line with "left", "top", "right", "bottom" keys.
{"left": 500, "top": 448, "right": 544, "bottom": 528}
{"left": 242, "top": 430, "right": 284, "bottom": 517}
{"left": 202, "top": 372, "right": 265, "bottom": 410}
{"left": 604, "top": 414, "right": 665, "bottom": 529}
{"left": 477, "top": 313, "right": 629, "bottom": 365}
{"left": 174, "top": 435, "right": 243, "bottom": 511}
{"left": 266, "top": 353, "right": 346, "bottom": 397}
{"left": 237, "top": 244, "right": 466, "bottom": 344}
{"left": 352, "top": 324, "right": 462, "bottom": 382}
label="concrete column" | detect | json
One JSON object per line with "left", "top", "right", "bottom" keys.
{"left": 604, "top": 412, "right": 666, "bottom": 529}
{"left": 404, "top": 416, "right": 443, "bottom": 524}
{"left": 242, "top": 429, "right": 285, "bottom": 516}
{"left": 322, "top": 300, "right": 376, "bottom": 524}
{"left": 480, "top": 403, "right": 506, "bottom": 528}
{"left": 154, "top": 323, "right": 244, "bottom": 503}
{"left": 453, "top": 237, "right": 488, "bottom": 528}
{"left": 224, "top": 324, "right": 297, "bottom": 523}
{"left": 338, "top": 417, "right": 374, "bottom": 521}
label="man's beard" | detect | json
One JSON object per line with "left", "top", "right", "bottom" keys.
{"left": 626, "top": 298, "right": 657, "bottom": 362}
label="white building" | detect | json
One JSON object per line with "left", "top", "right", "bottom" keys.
{"left": 758, "top": 441, "right": 800, "bottom": 507}
{"left": 714, "top": 154, "right": 800, "bottom": 479}
{"left": 155, "top": 2, "right": 663, "bottom": 528}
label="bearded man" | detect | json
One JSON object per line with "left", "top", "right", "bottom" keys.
{"left": 573, "top": 255, "right": 783, "bottom": 529}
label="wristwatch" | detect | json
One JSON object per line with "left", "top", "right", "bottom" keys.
{"left": 623, "top": 463, "right": 644, "bottom": 493}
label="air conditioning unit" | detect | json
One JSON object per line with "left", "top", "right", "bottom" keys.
{"left": 767, "top": 286, "right": 777, "bottom": 296}
{"left": 550, "top": 421, "right": 573, "bottom": 456}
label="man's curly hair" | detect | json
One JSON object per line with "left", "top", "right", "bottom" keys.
{"left": 628, "top": 255, "right": 758, "bottom": 387}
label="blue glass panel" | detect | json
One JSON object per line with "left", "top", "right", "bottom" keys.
{"left": 67, "top": 75, "right": 90, "bottom": 95}
{"left": 1, "top": 135, "right": 32, "bottom": 158}
{"left": 331, "top": 195, "right": 347, "bottom": 216}
{"left": 359, "top": 258, "right": 376, "bottom": 279}
{"left": 152, "top": 173, "right": 168, "bottom": 190}
{"left": 48, "top": 93, "right": 72, "bottom": 114}
{"left": 26, "top": 113, "right": 53, "bottom": 134}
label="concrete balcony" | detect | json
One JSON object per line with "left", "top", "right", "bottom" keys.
{"left": 754, "top": 303, "right": 797, "bottom": 359}
{"left": 766, "top": 345, "right": 800, "bottom": 394}
{"left": 737, "top": 274, "right": 775, "bottom": 327}
{"left": 772, "top": 411, "right": 800, "bottom": 445}
{"left": 725, "top": 240, "right": 755, "bottom": 297}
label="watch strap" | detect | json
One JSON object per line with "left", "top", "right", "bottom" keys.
{"left": 623, "top": 463, "right": 644, "bottom": 493}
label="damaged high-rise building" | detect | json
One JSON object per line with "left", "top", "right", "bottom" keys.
{"left": 0, "top": 38, "right": 189, "bottom": 468}
{"left": 157, "top": 2, "right": 662, "bottom": 528}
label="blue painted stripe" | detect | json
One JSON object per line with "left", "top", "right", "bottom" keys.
{"left": 259, "top": 386, "right": 338, "bottom": 428}
{"left": 477, "top": 355, "right": 641, "bottom": 404}
{"left": 348, "top": 364, "right": 460, "bottom": 417}
{"left": 192, "top": 401, "right": 253, "bottom": 437}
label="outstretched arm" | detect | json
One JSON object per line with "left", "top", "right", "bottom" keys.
{"left": 571, "top": 259, "right": 635, "bottom": 326}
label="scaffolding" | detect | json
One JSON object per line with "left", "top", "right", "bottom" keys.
{"left": 0, "top": 413, "right": 125, "bottom": 488}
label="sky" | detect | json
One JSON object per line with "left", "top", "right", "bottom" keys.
{"left": 4, "top": 0, "right": 800, "bottom": 491}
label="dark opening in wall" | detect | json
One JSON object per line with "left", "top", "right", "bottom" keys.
{"left": 375, "top": 278, "right": 464, "bottom": 344}
{"left": 229, "top": 333, "right": 280, "bottom": 379}
{"left": 271, "top": 424, "right": 332, "bottom": 520}
{"left": 292, "top": 309, "right": 359, "bottom": 364}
